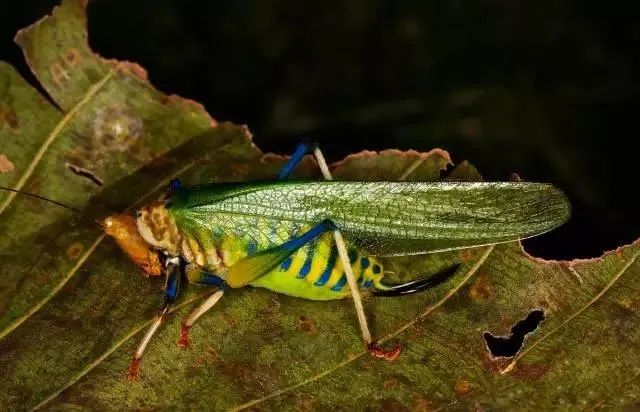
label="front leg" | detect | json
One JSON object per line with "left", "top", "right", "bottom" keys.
{"left": 127, "top": 256, "right": 183, "bottom": 381}
{"left": 176, "top": 266, "right": 226, "bottom": 349}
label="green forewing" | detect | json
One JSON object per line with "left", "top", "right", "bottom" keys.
{"left": 171, "top": 181, "right": 570, "bottom": 256}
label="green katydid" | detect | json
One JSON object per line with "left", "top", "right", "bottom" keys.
{"left": 1, "top": 142, "right": 571, "bottom": 380}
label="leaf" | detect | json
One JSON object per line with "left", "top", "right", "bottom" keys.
{"left": 1, "top": 1, "right": 639, "bottom": 411}
{"left": 0, "top": 0, "right": 259, "bottom": 339}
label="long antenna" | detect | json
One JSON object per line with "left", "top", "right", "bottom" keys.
{"left": 0, "top": 185, "right": 103, "bottom": 227}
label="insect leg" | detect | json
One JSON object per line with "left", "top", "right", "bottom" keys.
{"left": 178, "top": 288, "right": 225, "bottom": 349}
{"left": 276, "top": 139, "right": 317, "bottom": 180}
{"left": 127, "top": 256, "right": 183, "bottom": 381}
{"left": 331, "top": 230, "right": 373, "bottom": 344}
{"left": 311, "top": 147, "right": 400, "bottom": 360}
{"left": 178, "top": 220, "right": 336, "bottom": 347}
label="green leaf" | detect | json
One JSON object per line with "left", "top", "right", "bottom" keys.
{"left": 1, "top": 1, "right": 639, "bottom": 411}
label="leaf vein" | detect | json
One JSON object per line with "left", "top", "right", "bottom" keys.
{"left": 0, "top": 234, "right": 105, "bottom": 340}
{"left": 0, "top": 69, "right": 115, "bottom": 217}
{"left": 29, "top": 292, "right": 211, "bottom": 412}
{"left": 500, "top": 248, "right": 640, "bottom": 374}
{"left": 230, "top": 245, "right": 494, "bottom": 411}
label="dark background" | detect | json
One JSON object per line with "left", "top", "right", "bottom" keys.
{"left": 3, "top": 0, "right": 639, "bottom": 259}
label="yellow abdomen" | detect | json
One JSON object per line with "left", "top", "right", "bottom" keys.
{"left": 249, "top": 232, "right": 384, "bottom": 300}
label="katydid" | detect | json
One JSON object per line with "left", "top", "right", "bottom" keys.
{"left": 0, "top": 142, "right": 571, "bottom": 381}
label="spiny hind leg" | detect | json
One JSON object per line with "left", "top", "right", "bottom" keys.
{"left": 280, "top": 141, "right": 400, "bottom": 359}
{"left": 305, "top": 142, "right": 400, "bottom": 360}
{"left": 280, "top": 142, "right": 373, "bottom": 345}
{"left": 331, "top": 228, "right": 401, "bottom": 361}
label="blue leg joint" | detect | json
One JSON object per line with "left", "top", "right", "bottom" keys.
{"left": 164, "top": 257, "right": 183, "bottom": 303}
{"left": 197, "top": 272, "right": 227, "bottom": 289}
{"left": 169, "top": 178, "right": 182, "bottom": 192}
{"left": 276, "top": 140, "right": 318, "bottom": 180}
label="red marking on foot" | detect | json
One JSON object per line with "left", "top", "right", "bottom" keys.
{"left": 178, "top": 324, "right": 191, "bottom": 349}
{"left": 126, "top": 358, "right": 141, "bottom": 382}
{"left": 368, "top": 343, "right": 402, "bottom": 361}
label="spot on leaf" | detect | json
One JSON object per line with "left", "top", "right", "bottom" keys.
{"left": 92, "top": 106, "right": 143, "bottom": 152}
{"left": 469, "top": 272, "right": 495, "bottom": 303}
{"left": 0, "top": 108, "right": 20, "bottom": 130}
{"left": 0, "top": 154, "right": 15, "bottom": 173}
{"left": 65, "top": 242, "right": 84, "bottom": 260}
{"left": 298, "top": 315, "right": 317, "bottom": 335}
{"left": 454, "top": 379, "right": 473, "bottom": 396}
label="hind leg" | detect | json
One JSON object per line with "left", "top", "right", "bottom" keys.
{"left": 279, "top": 142, "right": 399, "bottom": 359}
{"left": 276, "top": 140, "right": 333, "bottom": 181}
{"left": 303, "top": 146, "right": 400, "bottom": 360}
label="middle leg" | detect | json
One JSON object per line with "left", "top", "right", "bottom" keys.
{"left": 178, "top": 288, "right": 225, "bottom": 349}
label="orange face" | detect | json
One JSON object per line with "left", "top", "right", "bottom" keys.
{"left": 103, "top": 213, "right": 163, "bottom": 277}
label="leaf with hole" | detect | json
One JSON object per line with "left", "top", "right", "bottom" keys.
{"left": 0, "top": 1, "right": 639, "bottom": 410}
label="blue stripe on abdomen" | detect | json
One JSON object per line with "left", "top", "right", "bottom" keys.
{"left": 297, "top": 246, "right": 315, "bottom": 279}
{"left": 280, "top": 257, "right": 293, "bottom": 271}
{"left": 330, "top": 274, "right": 347, "bottom": 291}
{"left": 314, "top": 246, "right": 338, "bottom": 286}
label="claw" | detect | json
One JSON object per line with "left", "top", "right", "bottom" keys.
{"left": 368, "top": 342, "right": 402, "bottom": 361}
{"left": 177, "top": 324, "right": 191, "bottom": 349}
{"left": 126, "top": 358, "right": 141, "bottom": 382}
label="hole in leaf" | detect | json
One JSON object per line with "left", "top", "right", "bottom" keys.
{"left": 66, "top": 163, "right": 103, "bottom": 186}
{"left": 483, "top": 309, "right": 545, "bottom": 357}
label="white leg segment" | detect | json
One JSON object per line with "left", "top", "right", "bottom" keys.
{"left": 183, "top": 289, "right": 225, "bottom": 328}
{"left": 313, "top": 146, "right": 333, "bottom": 181}
{"left": 333, "top": 230, "right": 372, "bottom": 345}
{"left": 134, "top": 304, "right": 169, "bottom": 361}
{"left": 312, "top": 146, "right": 373, "bottom": 346}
